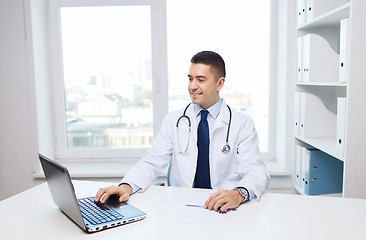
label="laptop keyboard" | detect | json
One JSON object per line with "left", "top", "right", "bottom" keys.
{"left": 78, "top": 197, "right": 124, "bottom": 225}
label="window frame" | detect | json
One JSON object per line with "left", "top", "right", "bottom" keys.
{"left": 45, "top": 0, "right": 277, "bottom": 163}
{"left": 266, "top": 0, "right": 277, "bottom": 162}
{"left": 48, "top": 0, "right": 168, "bottom": 160}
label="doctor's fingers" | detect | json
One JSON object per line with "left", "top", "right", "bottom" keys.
{"left": 209, "top": 195, "right": 240, "bottom": 213}
{"left": 215, "top": 198, "right": 239, "bottom": 213}
{"left": 94, "top": 186, "right": 114, "bottom": 203}
{"left": 204, "top": 190, "right": 221, "bottom": 208}
{"left": 207, "top": 195, "right": 234, "bottom": 212}
{"left": 205, "top": 189, "right": 230, "bottom": 210}
{"left": 117, "top": 185, "right": 132, "bottom": 202}
{"left": 211, "top": 193, "right": 240, "bottom": 212}
{"left": 95, "top": 185, "right": 126, "bottom": 204}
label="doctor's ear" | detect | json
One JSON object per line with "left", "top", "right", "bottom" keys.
{"left": 217, "top": 77, "right": 225, "bottom": 91}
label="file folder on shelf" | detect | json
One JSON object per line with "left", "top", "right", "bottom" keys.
{"left": 295, "top": 145, "right": 303, "bottom": 192}
{"left": 294, "top": 92, "right": 301, "bottom": 136}
{"left": 303, "top": 149, "right": 343, "bottom": 195}
{"left": 297, "top": 37, "right": 303, "bottom": 82}
{"left": 302, "top": 34, "right": 339, "bottom": 83}
{"left": 336, "top": 97, "right": 347, "bottom": 158}
{"left": 339, "top": 18, "right": 350, "bottom": 83}
{"left": 299, "top": 92, "right": 336, "bottom": 138}
{"left": 297, "top": 0, "right": 307, "bottom": 26}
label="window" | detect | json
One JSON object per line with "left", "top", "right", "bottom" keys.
{"left": 47, "top": 0, "right": 274, "bottom": 161}
{"left": 48, "top": 0, "right": 167, "bottom": 159}
{"left": 60, "top": 5, "right": 153, "bottom": 150}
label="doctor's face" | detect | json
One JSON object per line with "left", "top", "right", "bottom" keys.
{"left": 188, "top": 63, "right": 225, "bottom": 109}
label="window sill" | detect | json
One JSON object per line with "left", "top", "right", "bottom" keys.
{"left": 34, "top": 159, "right": 290, "bottom": 179}
{"left": 33, "top": 161, "right": 151, "bottom": 179}
{"left": 264, "top": 159, "right": 291, "bottom": 176}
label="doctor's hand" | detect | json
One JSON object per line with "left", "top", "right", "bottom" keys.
{"left": 94, "top": 184, "right": 132, "bottom": 204}
{"left": 204, "top": 189, "right": 245, "bottom": 213}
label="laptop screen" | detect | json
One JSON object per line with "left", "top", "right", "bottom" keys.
{"left": 39, "top": 154, "right": 86, "bottom": 230}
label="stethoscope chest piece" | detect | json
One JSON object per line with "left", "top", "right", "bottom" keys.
{"left": 221, "top": 144, "right": 231, "bottom": 154}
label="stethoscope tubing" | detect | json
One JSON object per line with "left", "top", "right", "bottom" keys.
{"left": 176, "top": 103, "right": 192, "bottom": 128}
{"left": 176, "top": 103, "right": 232, "bottom": 153}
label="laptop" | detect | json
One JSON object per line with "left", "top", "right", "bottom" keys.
{"left": 39, "top": 154, "right": 146, "bottom": 233}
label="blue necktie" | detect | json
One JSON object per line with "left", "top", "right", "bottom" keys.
{"left": 194, "top": 110, "right": 211, "bottom": 189}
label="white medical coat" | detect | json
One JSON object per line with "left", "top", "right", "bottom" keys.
{"left": 121, "top": 100, "right": 270, "bottom": 199}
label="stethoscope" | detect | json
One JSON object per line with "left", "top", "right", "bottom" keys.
{"left": 176, "top": 103, "right": 232, "bottom": 154}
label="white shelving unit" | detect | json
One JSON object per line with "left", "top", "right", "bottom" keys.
{"left": 293, "top": 0, "right": 366, "bottom": 198}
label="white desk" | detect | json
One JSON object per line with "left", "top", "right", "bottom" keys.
{"left": 1, "top": 180, "right": 366, "bottom": 240}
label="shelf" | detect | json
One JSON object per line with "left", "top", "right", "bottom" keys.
{"left": 296, "top": 82, "right": 347, "bottom": 87}
{"left": 293, "top": 185, "right": 343, "bottom": 197}
{"left": 295, "top": 136, "right": 344, "bottom": 161}
{"left": 295, "top": 85, "right": 347, "bottom": 114}
{"left": 298, "top": 3, "right": 350, "bottom": 30}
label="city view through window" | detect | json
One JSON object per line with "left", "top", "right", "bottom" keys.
{"left": 59, "top": 1, "right": 270, "bottom": 152}
{"left": 60, "top": 6, "right": 153, "bottom": 149}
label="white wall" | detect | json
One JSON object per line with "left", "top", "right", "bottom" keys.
{"left": 0, "top": 0, "right": 43, "bottom": 201}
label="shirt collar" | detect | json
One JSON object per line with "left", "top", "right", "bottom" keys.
{"left": 193, "top": 98, "right": 222, "bottom": 120}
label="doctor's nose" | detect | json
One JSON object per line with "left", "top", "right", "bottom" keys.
{"left": 189, "top": 79, "right": 198, "bottom": 90}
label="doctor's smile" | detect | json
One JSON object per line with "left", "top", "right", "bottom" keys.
{"left": 190, "top": 91, "right": 202, "bottom": 97}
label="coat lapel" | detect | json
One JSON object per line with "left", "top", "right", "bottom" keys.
{"left": 211, "top": 99, "right": 230, "bottom": 137}
{"left": 186, "top": 104, "right": 197, "bottom": 144}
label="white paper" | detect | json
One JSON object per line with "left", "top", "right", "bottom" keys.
{"left": 163, "top": 190, "right": 240, "bottom": 223}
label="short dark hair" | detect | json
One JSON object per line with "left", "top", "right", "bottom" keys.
{"left": 190, "top": 51, "right": 226, "bottom": 78}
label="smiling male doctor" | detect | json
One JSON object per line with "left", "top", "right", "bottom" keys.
{"left": 95, "top": 51, "right": 270, "bottom": 212}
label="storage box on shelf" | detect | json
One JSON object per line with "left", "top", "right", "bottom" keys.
{"left": 294, "top": 146, "right": 343, "bottom": 196}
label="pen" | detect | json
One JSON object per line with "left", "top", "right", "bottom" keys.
{"left": 185, "top": 204, "right": 204, "bottom": 208}
{"left": 185, "top": 204, "right": 230, "bottom": 214}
